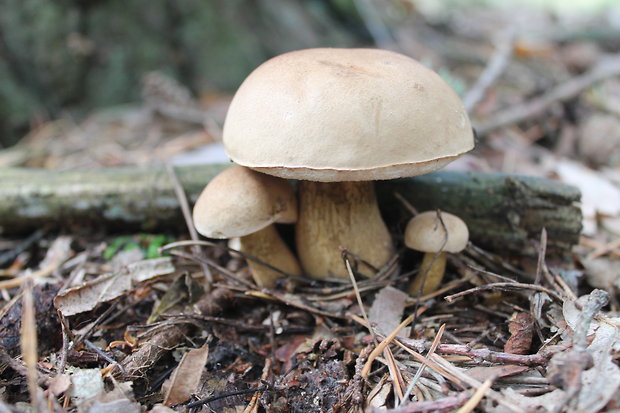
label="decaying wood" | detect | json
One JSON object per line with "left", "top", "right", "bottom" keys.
{"left": 0, "top": 164, "right": 581, "bottom": 256}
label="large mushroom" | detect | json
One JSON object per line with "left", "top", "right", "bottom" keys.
{"left": 223, "top": 48, "right": 474, "bottom": 280}
{"left": 192, "top": 165, "right": 301, "bottom": 288}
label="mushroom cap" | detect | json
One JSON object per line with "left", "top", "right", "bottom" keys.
{"left": 192, "top": 166, "right": 297, "bottom": 239}
{"left": 223, "top": 48, "right": 474, "bottom": 182}
{"left": 404, "top": 211, "right": 469, "bottom": 253}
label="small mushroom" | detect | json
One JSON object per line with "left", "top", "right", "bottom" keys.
{"left": 406, "top": 211, "right": 469, "bottom": 296}
{"left": 192, "top": 166, "right": 301, "bottom": 288}
{"left": 223, "top": 48, "right": 474, "bottom": 280}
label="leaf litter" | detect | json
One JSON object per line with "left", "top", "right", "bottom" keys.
{"left": 1, "top": 3, "right": 620, "bottom": 413}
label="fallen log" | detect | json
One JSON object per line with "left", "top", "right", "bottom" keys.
{"left": 0, "top": 164, "right": 581, "bottom": 256}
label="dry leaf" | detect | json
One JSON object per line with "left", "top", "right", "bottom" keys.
{"left": 504, "top": 312, "right": 535, "bottom": 355}
{"left": 127, "top": 257, "right": 176, "bottom": 283}
{"left": 147, "top": 272, "right": 204, "bottom": 323}
{"left": 581, "top": 257, "right": 620, "bottom": 289}
{"left": 163, "top": 343, "right": 210, "bottom": 406}
{"left": 366, "top": 376, "right": 392, "bottom": 409}
{"left": 501, "top": 292, "right": 620, "bottom": 413}
{"left": 55, "top": 257, "right": 175, "bottom": 316}
{"left": 368, "top": 286, "right": 409, "bottom": 337}
{"left": 39, "top": 236, "right": 73, "bottom": 269}
{"left": 70, "top": 368, "right": 104, "bottom": 404}
{"left": 47, "top": 374, "right": 72, "bottom": 396}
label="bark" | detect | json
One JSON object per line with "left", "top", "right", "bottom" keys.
{"left": 0, "top": 165, "right": 581, "bottom": 256}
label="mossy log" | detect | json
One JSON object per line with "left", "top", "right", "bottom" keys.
{"left": 0, "top": 165, "right": 581, "bottom": 256}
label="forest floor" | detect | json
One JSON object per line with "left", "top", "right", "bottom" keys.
{"left": 1, "top": 3, "right": 620, "bottom": 412}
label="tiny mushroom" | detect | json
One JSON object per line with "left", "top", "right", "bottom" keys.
{"left": 223, "top": 48, "right": 474, "bottom": 280}
{"left": 192, "top": 165, "right": 301, "bottom": 288}
{"left": 405, "top": 211, "right": 469, "bottom": 296}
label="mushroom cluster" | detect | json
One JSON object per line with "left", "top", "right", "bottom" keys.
{"left": 192, "top": 47, "right": 474, "bottom": 292}
{"left": 223, "top": 48, "right": 474, "bottom": 280}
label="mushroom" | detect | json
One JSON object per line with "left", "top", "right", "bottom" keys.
{"left": 223, "top": 48, "right": 474, "bottom": 280}
{"left": 405, "top": 211, "right": 469, "bottom": 296}
{"left": 192, "top": 165, "right": 301, "bottom": 288}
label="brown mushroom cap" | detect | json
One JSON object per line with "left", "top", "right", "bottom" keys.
{"left": 223, "top": 48, "right": 474, "bottom": 182}
{"left": 192, "top": 166, "right": 297, "bottom": 239}
{"left": 404, "top": 211, "right": 469, "bottom": 253}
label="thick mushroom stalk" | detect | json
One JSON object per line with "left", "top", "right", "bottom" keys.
{"left": 192, "top": 166, "right": 301, "bottom": 288}
{"left": 296, "top": 181, "right": 392, "bottom": 279}
{"left": 405, "top": 211, "right": 469, "bottom": 296}
{"left": 239, "top": 225, "right": 301, "bottom": 288}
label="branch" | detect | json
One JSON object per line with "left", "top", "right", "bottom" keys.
{"left": 0, "top": 165, "right": 581, "bottom": 256}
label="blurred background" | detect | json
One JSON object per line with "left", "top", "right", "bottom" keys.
{"left": 1, "top": 0, "right": 620, "bottom": 182}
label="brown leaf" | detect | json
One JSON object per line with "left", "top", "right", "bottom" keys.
{"left": 54, "top": 257, "right": 175, "bottom": 316}
{"left": 368, "top": 286, "right": 409, "bottom": 337}
{"left": 504, "top": 312, "right": 535, "bottom": 355}
{"left": 47, "top": 374, "right": 71, "bottom": 396}
{"left": 162, "top": 343, "right": 210, "bottom": 406}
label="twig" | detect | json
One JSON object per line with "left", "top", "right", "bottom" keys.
{"left": 456, "top": 377, "right": 494, "bottom": 413}
{"left": 20, "top": 278, "right": 39, "bottom": 407}
{"left": 83, "top": 339, "right": 124, "bottom": 374}
{"left": 0, "top": 259, "right": 62, "bottom": 290}
{"left": 161, "top": 239, "right": 314, "bottom": 284}
{"left": 346, "top": 253, "right": 406, "bottom": 403}
{"left": 394, "top": 192, "right": 418, "bottom": 217}
{"left": 573, "top": 289, "right": 608, "bottom": 351}
{"left": 401, "top": 324, "right": 446, "bottom": 405}
{"left": 0, "top": 229, "right": 45, "bottom": 267}
{"left": 429, "top": 354, "right": 525, "bottom": 413}
{"left": 344, "top": 255, "right": 377, "bottom": 343}
{"left": 476, "top": 56, "right": 620, "bottom": 134}
{"left": 384, "top": 390, "right": 472, "bottom": 412}
{"left": 432, "top": 343, "right": 553, "bottom": 366}
{"left": 245, "top": 290, "right": 348, "bottom": 320}
{"left": 444, "top": 282, "right": 563, "bottom": 303}
{"left": 463, "top": 27, "right": 515, "bottom": 112}
{"left": 165, "top": 163, "right": 212, "bottom": 284}
{"left": 186, "top": 385, "right": 272, "bottom": 409}
{"left": 586, "top": 238, "right": 620, "bottom": 260}
{"left": 244, "top": 359, "right": 272, "bottom": 412}
{"left": 167, "top": 250, "right": 255, "bottom": 289}
{"left": 361, "top": 312, "right": 415, "bottom": 375}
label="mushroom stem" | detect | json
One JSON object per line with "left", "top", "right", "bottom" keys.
{"left": 296, "top": 181, "right": 393, "bottom": 279}
{"left": 239, "top": 224, "right": 302, "bottom": 288}
{"left": 407, "top": 251, "right": 447, "bottom": 296}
